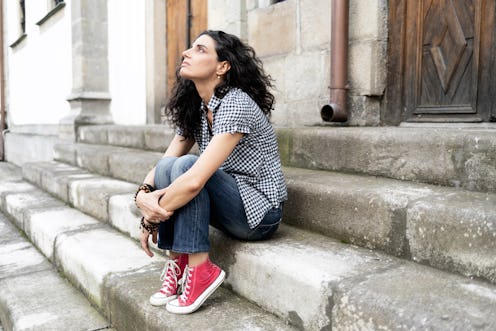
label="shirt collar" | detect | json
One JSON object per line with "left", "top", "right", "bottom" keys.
{"left": 201, "top": 85, "right": 231, "bottom": 113}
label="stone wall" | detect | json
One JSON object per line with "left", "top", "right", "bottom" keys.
{"left": 208, "top": 0, "right": 388, "bottom": 127}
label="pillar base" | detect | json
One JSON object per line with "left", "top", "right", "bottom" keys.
{"left": 60, "top": 92, "right": 113, "bottom": 141}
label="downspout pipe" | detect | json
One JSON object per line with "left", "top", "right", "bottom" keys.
{"left": 321, "top": 0, "right": 349, "bottom": 122}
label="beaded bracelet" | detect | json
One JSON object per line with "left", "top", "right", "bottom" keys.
{"left": 134, "top": 183, "right": 155, "bottom": 203}
{"left": 140, "top": 217, "right": 159, "bottom": 233}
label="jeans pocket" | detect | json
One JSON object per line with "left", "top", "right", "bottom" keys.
{"left": 252, "top": 220, "right": 281, "bottom": 240}
{"left": 248, "top": 206, "right": 282, "bottom": 240}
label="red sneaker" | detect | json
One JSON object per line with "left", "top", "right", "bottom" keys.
{"left": 149, "top": 254, "right": 188, "bottom": 306}
{"left": 166, "top": 258, "right": 225, "bottom": 314}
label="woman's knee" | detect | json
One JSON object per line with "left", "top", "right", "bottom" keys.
{"left": 171, "top": 155, "right": 199, "bottom": 178}
{"left": 156, "top": 156, "right": 177, "bottom": 171}
{"left": 154, "top": 156, "right": 177, "bottom": 188}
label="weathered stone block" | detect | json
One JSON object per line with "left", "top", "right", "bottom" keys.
{"left": 78, "top": 125, "right": 109, "bottom": 144}
{"left": 347, "top": 95, "right": 381, "bottom": 126}
{"left": 107, "top": 126, "right": 145, "bottom": 149}
{"left": 109, "top": 151, "right": 162, "bottom": 184}
{"left": 69, "top": 177, "right": 135, "bottom": 221}
{"left": 300, "top": 0, "right": 331, "bottom": 50}
{"left": 53, "top": 142, "right": 77, "bottom": 165}
{"left": 407, "top": 192, "right": 496, "bottom": 283}
{"left": 333, "top": 262, "right": 496, "bottom": 330}
{"left": 55, "top": 227, "right": 160, "bottom": 308}
{"left": 4, "top": 192, "right": 64, "bottom": 229}
{"left": 144, "top": 125, "right": 174, "bottom": 152}
{"left": 349, "top": 39, "right": 387, "bottom": 96}
{"left": 25, "top": 207, "right": 100, "bottom": 261}
{"left": 286, "top": 97, "right": 328, "bottom": 127}
{"left": 247, "top": 1, "right": 296, "bottom": 56}
{"left": 284, "top": 51, "right": 329, "bottom": 101}
{"left": 283, "top": 167, "right": 433, "bottom": 256}
{"left": 109, "top": 194, "right": 142, "bottom": 241}
{"left": 349, "top": 0, "right": 387, "bottom": 40}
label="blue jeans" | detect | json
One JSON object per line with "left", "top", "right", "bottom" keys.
{"left": 154, "top": 155, "right": 282, "bottom": 254}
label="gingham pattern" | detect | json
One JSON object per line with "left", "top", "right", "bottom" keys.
{"left": 177, "top": 88, "right": 287, "bottom": 228}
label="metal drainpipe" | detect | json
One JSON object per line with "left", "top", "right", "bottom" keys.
{"left": 0, "top": 0, "right": 6, "bottom": 160}
{"left": 321, "top": 0, "right": 349, "bottom": 122}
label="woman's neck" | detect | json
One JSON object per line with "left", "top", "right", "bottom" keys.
{"left": 194, "top": 79, "right": 219, "bottom": 106}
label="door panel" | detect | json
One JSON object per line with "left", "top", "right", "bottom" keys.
{"left": 166, "top": 0, "right": 207, "bottom": 96}
{"left": 386, "top": 0, "right": 495, "bottom": 124}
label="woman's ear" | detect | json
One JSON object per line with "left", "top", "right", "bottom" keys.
{"left": 217, "top": 61, "right": 231, "bottom": 76}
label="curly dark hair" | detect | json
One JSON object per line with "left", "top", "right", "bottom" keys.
{"left": 165, "top": 30, "right": 275, "bottom": 139}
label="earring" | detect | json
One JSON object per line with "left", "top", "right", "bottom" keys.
{"left": 216, "top": 74, "right": 221, "bottom": 79}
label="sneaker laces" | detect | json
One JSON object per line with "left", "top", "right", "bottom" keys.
{"left": 178, "top": 265, "right": 193, "bottom": 302}
{"left": 159, "top": 259, "right": 182, "bottom": 294}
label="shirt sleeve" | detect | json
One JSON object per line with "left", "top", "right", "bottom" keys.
{"left": 212, "top": 90, "right": 255, "bottom": 136}
{"left": 176, "top": 126, "right": 184, "bottom": 136}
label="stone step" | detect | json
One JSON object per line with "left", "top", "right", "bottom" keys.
{"left": 0, "top": 212, "right": 112, "bottom": 330}
{"left": 49, "top": 143, "right": 496, "bottom": 284}
{"left": 3, "top": 162, "right": 496, "bottom": 330}
{"left": 0, "top": 167, "right": 296, "bottom": 330}
{"left": 283, "top": 167, "right": 496, "bottom": 284}
{"left": 76, "top": 124, "right": 496, "bottom": 193}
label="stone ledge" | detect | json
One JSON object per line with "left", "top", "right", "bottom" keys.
{"left": 278, "top": 126, "right": 496, "bottom": 193}
{"left": 2, "top": 168, "right": 496, "bottom": 330}
{"left": 333, "top": 262, "right": 496, "bottom": 330}
{"left": 21, "top": 159, "right": 496, "bottom": 285}
{"left": 75, "top": 125, "right": 496, "bottom": 193}
{"left": 0, "top": 214, "right": 110, "bottom": 330}
{"left": 0, "top": 183, "right": 297, "bottom": 330}
{"left": 283, "top": 166, "right": 496, "bottom": 284}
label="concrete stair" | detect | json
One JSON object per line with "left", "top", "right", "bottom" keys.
{"left": 0, "top": 124, "right": 495, "bottom": 330}
{"left": 0, "top": 211, "right": 112, "bottom": 331}
{"left": 0, "top": 163, "right": 296, "bottom": 331}
{"left": 53, "top": 126, "right": 496, "bottom": 285}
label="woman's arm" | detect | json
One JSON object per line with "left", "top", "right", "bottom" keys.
{"left": 158, "top": 132, "right": 244, "bottom": 211}
{"left": 163, "top": 134, "right": 195, "bottom": 158}
{"left": 136, "top": 134, "right": 195, "bottom": 257}
{"left": 136, "top": 134, "right": 195, "bottom": 220}
{"left": 138, "top": 134, "right": 194, "bottom": 187}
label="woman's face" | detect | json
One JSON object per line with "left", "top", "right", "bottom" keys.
{"left": 180, "top": 34, "right": 222, "bottom": 82}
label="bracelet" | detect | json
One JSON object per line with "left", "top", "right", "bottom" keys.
{"left": 140, "top": 217, "right": 159, "bottom": 233}
{"left": 134, "top": 183, "right": 155, "bottom": 203}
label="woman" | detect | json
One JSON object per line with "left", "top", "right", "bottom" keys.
{"left": 134, "top": 30, "right": 287, "bottom": 314}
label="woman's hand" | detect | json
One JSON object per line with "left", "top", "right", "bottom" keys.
{"left": 136, "top": 188, "right": 174, "bottom": 257}
{"left": 140, "top": 224, "right": 158, "bottom": 257}
{"left": 135, "top": 188, "right": 173, "bottom": 223}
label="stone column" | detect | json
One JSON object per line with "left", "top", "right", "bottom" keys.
{"left": 145, "top": 0, "right": 166, "bottom": 124}
{"left": 61, "top": 0, "right": 112, "bottom": 140}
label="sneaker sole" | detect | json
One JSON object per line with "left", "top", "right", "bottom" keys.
{"left": 149, "top": 294, "right": 178, "bottom": 306}
{"left": 166, "top": 270, "right": 226, "bottom": 314}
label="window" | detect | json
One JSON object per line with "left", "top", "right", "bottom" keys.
{"left": 19, "top": 0, "right": 26, "bottom": 34}
{"left": 36, "top": 0, "right": 65, "bottom": 26}
{"left": 10, "top": 0, "right": 27, "bottom": 47}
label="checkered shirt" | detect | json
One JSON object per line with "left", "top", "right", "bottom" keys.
{"left": 177, "top": 87, "right": 287, "bottom": 228}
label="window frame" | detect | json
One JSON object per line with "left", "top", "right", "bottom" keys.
{"left": 36, "top": 0, "right": 65, "bottom": 26}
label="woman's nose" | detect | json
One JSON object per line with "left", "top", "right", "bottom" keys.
{"left": 182, "top": 48, "right": 191, "bottom": 57}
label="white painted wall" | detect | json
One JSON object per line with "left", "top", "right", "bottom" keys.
{"left": 108, "top": 0, "right": 147, "bottom": 125}
{"left": 6, "top": 0, "right": 150, "bottom": 127}
{"left": 6, "top": 0, "right": 72, "bottom": 126}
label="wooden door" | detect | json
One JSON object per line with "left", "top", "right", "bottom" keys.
{"left": 386, "top": 0, "right": 496, "bottom": 124}
{"left": 166, "top": 0, "right": 208, "bottom": 95}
